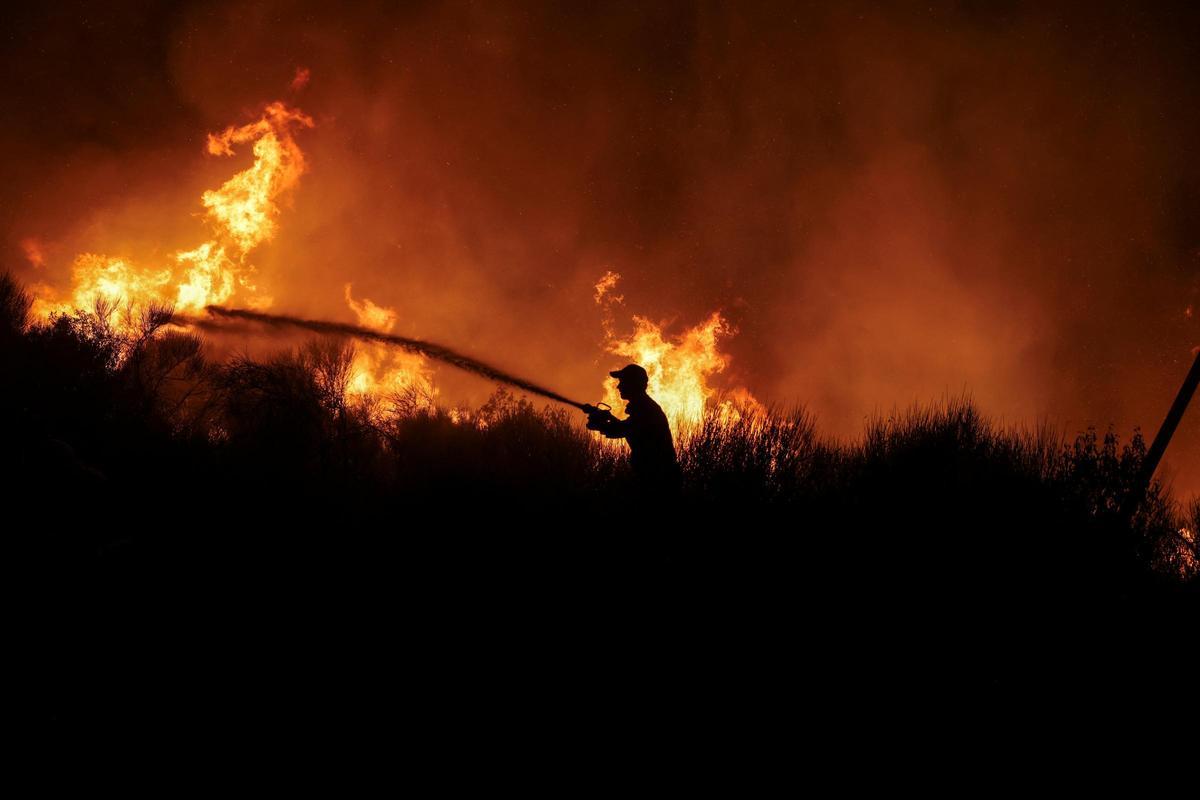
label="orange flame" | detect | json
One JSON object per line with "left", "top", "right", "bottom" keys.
{"left": 1174, "top": 527, "right": 1198, "bottom": 581}
{"left": 593, "top": 270, "right": 623, "bottom": 305}
{"left": 33, "top": 101, "right": 312, "bottom": 323}
{"left": 344, "top": 283, "right": 436, "bottom": 413}
{"left": 202, "top": 102, "right": 313, "bottom": 253}
{"left": 344, "top": 283, "right": 398, "bottom": 332}
{"left": 596, "top": 272, "right": 760, "bottom": 433}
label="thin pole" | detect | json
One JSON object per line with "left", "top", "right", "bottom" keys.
{"left": 1140, "top": 349, "right": 1200, "bottom": 491}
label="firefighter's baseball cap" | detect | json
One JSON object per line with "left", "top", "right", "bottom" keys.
{"left": 609, "top": 363, "right": 649, "bottom": 389}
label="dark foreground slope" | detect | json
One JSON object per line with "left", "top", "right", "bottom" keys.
{"left": 3, "top": 273, "right": 1196, "bottom": 737}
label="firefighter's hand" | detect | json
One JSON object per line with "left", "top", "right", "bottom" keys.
{"left": 585, "top": 408, "right": 617, "bottom": 431}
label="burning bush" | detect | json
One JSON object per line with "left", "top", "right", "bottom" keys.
{"left": 5, "top": 265, "right": 1195, "bottom": 597}
{"left": 8, "top": 266, "right": 1195, "bottom": 730}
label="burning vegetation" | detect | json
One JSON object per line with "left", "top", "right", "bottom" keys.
{"left": 4, "top": 264, "right": 1197, "bottom": 589}
{"left": 8, "top": 91, "right": 1197, "bottom": 593}
{"left": 25, "top": 99, "right": 755, "bottom": 430}
{"left": 32, "top": 102, "right": 312, "bottom": 323}
{"left": 595, "top": 271, "right": 763, "bottom": 432}
{"left": 6, "top": 12, "right": 1199, "bottom": 726}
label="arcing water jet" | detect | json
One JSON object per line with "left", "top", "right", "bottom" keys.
{"left": 197, "top": 305, "right": 596, "bottom": 412}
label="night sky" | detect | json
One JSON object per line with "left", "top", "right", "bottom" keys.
{"left": 3, "top": 1, "right": 1199, "bottom": 495}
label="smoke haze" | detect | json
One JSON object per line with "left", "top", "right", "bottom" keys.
{"left": 3, "top": 1, "right": 1199, "bottom": 495}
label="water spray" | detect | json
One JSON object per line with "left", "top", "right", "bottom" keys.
{"left": 192, "top": 305, "right": 614, "bottom": 421}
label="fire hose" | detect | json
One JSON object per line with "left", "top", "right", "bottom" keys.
{"left": 190, "top": 305, "right": 619, "bottom": 428}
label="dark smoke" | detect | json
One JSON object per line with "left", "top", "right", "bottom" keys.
{"left": 199, "top": 305, "right": 588, "bottom": 410}
{"left": 5, "top": 2, "right": 1200, "bottom": 496}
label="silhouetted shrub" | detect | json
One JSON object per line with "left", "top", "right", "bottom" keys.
{"left": 0, "top": 271, "right": 31, "bottom": 336}
{"left": 4, "top": 272, "right": 1194, "bottom": 668}
{"left": 10, "top": 273, "right": 1195, "bottom": 728}
{"left": 4, "top": 266, "right": 1192, "bottom": 591}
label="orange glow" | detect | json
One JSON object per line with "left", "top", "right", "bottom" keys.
{"left": 174, "top": 242, "right": 236, "bottom": 312}
{"left": 344, "top": 283, "right": 398, "bottom": 332}
{"left": 33, "top": 101, "right": 312, "bottom": 328}
{"left": 593, "top": 270, "right": 622, "bottom": 305}
{"left": 344, "top": 283, "right": 436, "bottom": 412}
{"left": 202, "top": 102, "right": 314, "bottom": 253}
{"left": 20, "top": 238, "right": 45, "bottom": 268}
{"left": 290, "top": 66, "right": 311, "bottom": 93}
{"left": 32, "top": 254, "right": 172, "bottom": 320}
{"left": 596, "top": 272, "right": 759, "bottom": 433}
{"left": 1174, "top": 527, "right": 1198, "bottom": 580}
{"left": 29, "top": 96, "right": 431, "bottom": 414}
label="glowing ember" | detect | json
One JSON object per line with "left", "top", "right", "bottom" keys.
{"left": 593, "top": 270, "right": 623, "bottom": 305}
{"left": 290, "top": 67, "right": 311, "bottom": 93}
{"left": 1174, "top": 527, "right": 1198, "bottom": 580}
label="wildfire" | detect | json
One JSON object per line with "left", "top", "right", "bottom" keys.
{"left": 1174, "top": 527, "right": 1198, "bottom": 581}
{"left": 202, "top": 102, "right": 313, "bottom": 253}
{"left": 344, "top": 283, "right": 435, "bottom": 412}
{"left": 29, "top": 95, "right": 436, "bottom": 414}
{"left": 32, "top": 101, "right": 312, "bottom": 323}
{"left": 26, "top": 97, "right": 758, "bottom": 426}
{"left": 595, "top": 272, "right": 760, "bottom": 432}
{"left": 57, "top": 255, "right": 173, "bottom": 316}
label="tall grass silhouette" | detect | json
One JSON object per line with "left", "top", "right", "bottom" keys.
{"left": 6, "top": 271, "right": 1198, "bottom": 725}
{"left": 4, "top": 269, "right": 1195, "bottom": 590}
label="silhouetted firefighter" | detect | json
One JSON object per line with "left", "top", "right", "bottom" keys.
{"left": 584, "top": 364, "right": 681, "bottom": 497}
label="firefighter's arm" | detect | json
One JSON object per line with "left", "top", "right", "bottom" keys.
{"left": 584, "top": 406, "right": 629, "bottom": 439}
{"left": 597, "top": 416, "right": 632, "bottom": 440}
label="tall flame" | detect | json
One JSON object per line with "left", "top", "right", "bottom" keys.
{"left": 344, "top": 283, "right": 436, "bottom": 412}
{"left": 29, "top": 97, "right": 437, "bottom": 413}
{"left": 202, "top": 102, "right": 313, "bottom": 254}
{"left": 33, "top": 101, "right": 313, "bottom": 323}
{"left": 596, "top": 272, "right": 759, "bottom": 432}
